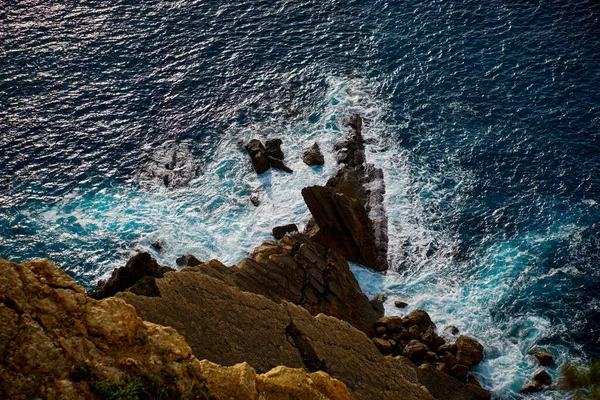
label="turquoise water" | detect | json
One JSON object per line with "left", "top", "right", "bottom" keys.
{"left": 2, "top": 1, "right": 600, "bottom": 398}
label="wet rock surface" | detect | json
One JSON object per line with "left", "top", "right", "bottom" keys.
{"left": 272, "top": 223, "right": 299, "bottom": 240}
{"left": 302, "top": 115, "right": 389, "bottom": 271}
{"left": 89, "top": 252, "right": 174, "bottom": 299}
{"left": 245, "top": 138, "right": 293, "bottom": 174}
{"left": 139, "top": 142, "right": 199, "bottom": 189}
{"left": 303, "top": 142, "right": 325, "bottom": 166}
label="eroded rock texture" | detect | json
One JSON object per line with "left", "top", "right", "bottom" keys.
{"left": 302, "top": 115, "right": 389, "bottom": 271}
{"left": 0, "top": 258, "right": 353, "bottom": 400}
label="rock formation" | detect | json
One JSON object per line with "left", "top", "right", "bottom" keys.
{"left": 245, "top": 138, "right": 292, "bottom": 174}
{"left": 272, "top": 223, "right": 299, "bottom": 240}
{"left": 302, "top": 115, "right": 389, "bottom": 271}
{"left": 303, "top": 143, "right": 325, "bottom": 166}
{"left": 0, "top": 258, "right": 352, "bottom": 400}
{"left": 139, "top": 142, "right": 199, "bottom": 189}
{"left": 90, "top": 252, "right": 174, "bottom": 299}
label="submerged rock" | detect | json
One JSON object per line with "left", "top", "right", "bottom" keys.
{"left": 272, "top": 224, "right": 299, "bottom": 240}
{"left": 250, "top": 193, "right": 260, "bottom": 206}
{"left": 302, "top": 115, "right": 389, "bottom": 271}
{"left": 90, "top": 252, "right": 174, "bottom": 299}
{"left": 139, "top": 142, "right": 199, "bottom": 189}
{"left": 303, "top": 143, "right": 325, "bottom": 166}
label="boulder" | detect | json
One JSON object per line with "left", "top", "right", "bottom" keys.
{"left": 303, "top": 143, "right": 325, "bottom": 166}
{"left": 372, "top": 338, "right": 393, "bottom": 355}
{"left": 402, "top": 310, "right": 435, "bottom": 331}
{"left": 370, "top": 293, "right": 387, "bottom": 319}
{"left": 272, "top": 224, "right": 299, "bottom": 240}
{"left": 265, "top": 138, "right": 285, "bottom": 160}
{"left": 520, "top": 382, "right": 544, "bottom": 394}
{"left": 302, "top": 115, "right": 389, "bottom": 271}
{"left": 451, "top": 364, "right": 470, "bottom": 380}
{"left": 375, "top": 316, "right": 404, "bottom": 333}
{"left": 402, "top": 340, "right": 429, "bottom": 363}
{"left": 421, "top": 328, "right": 445, "bottom": 350}
{"left": 245, "top": 139, "right": 271, "bottom": 174}
{"left": 176, "top": 254, "right": 203, "bottom": 267}
{"left": 395, "top": 300, "right": 409, "bottom": 308}
{"left": 465, "top": 383, "right": 491, "bottom": 400}
{"left": 455, "top": 335, "right": 484, "bottom": 367}
{"left": 89, "top": 252, "right": 174, "bottom": 299}
{"left": 534, "top": 350, "right": 554, "bottom": 367}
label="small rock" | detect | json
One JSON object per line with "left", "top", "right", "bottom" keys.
{"left": 426, "top": 351, "right": 437, "bottom": 362}
{"left": 394, "top": 301, "right": 408, "bottom": 308}
{"left": 375, "top": 316, "right": 403, "bottom": 332}
{"left": 245, "top": 139, "right": 270, "bottom": 174}
{"left": 444, "top": 325, "right": 460, "bottom": 336}
{"left": 534, "top": 351, "right": 554, "bottom": 367}
{"left": 370, "top": 293, "right": 387, "bottom": 319}
{"left": 303, "top": 143, "right": 325, "bottom": 166}
{"left": 272, "top": 224, "right": 299, "bottom": 240}
{"left": 375, "top": 326, "right": 386, "bottom": 337}
{"left": 533, "top": 369, "right": 552, "bottom": 386}
{"left": 267, "top": 156, "right": 293, "bottom": 173}
{"left": 421, "top": 328, "right": 445, "bottom": 350}
{"left": 434, "top": 363, "right": 449, "bottom": 375}
{"left": 266, "top": 138, "right": 285, "bottom": 160}
{"left": 455, "top": 335, "right": 484, "bottom": 367}
{"left": 402, "top": 340, "right": 429, "bottom": 362}
{"left": 397, "top": 328, "right": 411, "bottom": 341}
{"left": 450, "top": 364, "right": 469, "bottom": 380}
{"left": 176, "top": 254, "right": 202, "bottom": 267}
{"left": 402, "top": 310, "right": 435, "bottom": 331}
{"left": 250, "top": 194, "right": 260, "bottom": 207}
{"left": 372, "top": 338, "right": 392, "bottom": 355}
{"left": 151, "top": 241, "right": 162, "bottom": 251}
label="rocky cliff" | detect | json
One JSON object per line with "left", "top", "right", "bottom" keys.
{"left": 0, "top": 258, "right": 353, "bottom": 400}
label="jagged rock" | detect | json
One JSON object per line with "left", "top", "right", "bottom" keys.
{"left": 267, "top": 156, "right": 293, "bottom": 173}
{"left": 245, "top": 139, "right": 271, "bottom": 174}
{"left": 302, "top": 115, "right": 389, "bottom": 271}
{"left": 265, "top": 138, "right": 285, "bottom": 160}
{"left": 437, "top": 343, "right": 457, "bottom": 354}
{"left": 120, "top": 270, "right": 434, "bottom": 400}
{"left": 409, "top": 325, "right": 421, "bottom": 340}
{"left": 403, "top": 309, "right": 435, "bottom": 331}
{"left": 0, "top": 258, "right": 353, "bottom": 400}
{"left": 455, "top": 335, "right": 484, "bottom": 367}
{"left": 272, "top": 224, "right": 299, "bottom": 240}
{"left": 151, "top": 241, "right": 162, "bottom": 251}
{"left": 303, "top": 143, "right": 325, "bottom": 166}
{"left": 186, "top": 235, "right": 377, "bottom": 335}
{"left": 534, "top": 350, "right": 554, "bottom": 367}
{"left": 176, "top": 254, "right": 202, "bottom": 267}
{"left": 90, "top": 252, "right": 174, "bottom": 299}
{"left": 370, "top": 293, "right": 387, "bottom": 319}
{"left": 444, "top": 325, "right": 460, "bottom": 336}
{"left": 139, "top": 142, "right": 199, "bottom": 189}
{"left": 250, "top": 193, "right": 260, "bottom": 207}
{"left": 421, "top": 328, "right": 445, "bottom": 350}
{"left": 417, "top": 364, "right": 482, "bottom": 400}
{"left": 533, "top": 369, "right": 552, "bottom": 386}
{"left": 395, "top": 300, "right": 409, "bottom": 308}
{"left": 402, "top": 340, "right": 429, "bottom": 363}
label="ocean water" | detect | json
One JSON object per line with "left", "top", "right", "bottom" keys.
{"left": 1, "top": 1, "right": 599, "bottom": 398}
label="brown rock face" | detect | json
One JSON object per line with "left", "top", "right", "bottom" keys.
{"left": 303, "top": 143, "right": 325, "bottom": 166}
{"left": 455, "top": 335, "right": 484, "bottom": 367}
{"left": 272, "top": 224, "right": 299, "bottom": 240}
{"left": 188, "top": 234, "right": 378, "bottom": 336}
{"left": 534, "top": 350, "right": 554, "bottom": 367}
{"left": 120, "top": 271, "right": 434, "bottom": 400}
{"left": 89, "top": 252, "right": 174, "bottom": 299}
{"left": 302, "top": 115, "right": 389, "bottom": 271}
{"left": 0, "top": 258, "right": 205, "bottom": 399}
{"left": 265, "top": 138, "right": 285, "bottom": 160}
{"left": 417, "top": 364, "right": 483, "bottom": 400}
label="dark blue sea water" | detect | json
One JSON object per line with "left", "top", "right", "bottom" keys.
{"left": 2, "top": 1, "right": 599, "bottom": 397}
